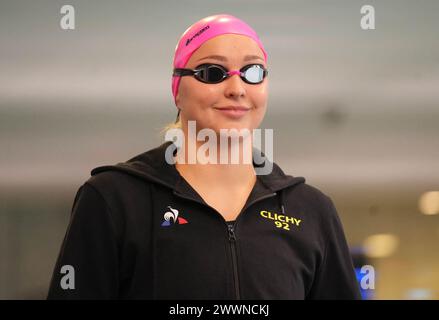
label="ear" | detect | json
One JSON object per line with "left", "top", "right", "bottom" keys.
{"left": 175, "top": 92, "right": 180, "bottom": 106}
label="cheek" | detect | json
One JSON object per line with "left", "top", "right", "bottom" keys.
{"left": 250, "top": 84, "right": 268, "bottom": 127}
{"left": 180, "top": 79, "right": 219, "bottom": 107}
{"left": 250, "top": 83, "right": 268, "bottom": 109}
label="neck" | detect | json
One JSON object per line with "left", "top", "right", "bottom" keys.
{"left": 174, "top": 133, "right": 256, "bottom": 186}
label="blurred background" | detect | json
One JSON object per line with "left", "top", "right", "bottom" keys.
{"left": 1, "top": 0, "right": 438, "bottom": 299}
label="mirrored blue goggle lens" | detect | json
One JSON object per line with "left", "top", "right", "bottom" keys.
{"left": 243, "top": 65, "right": 265, "bottom": 84}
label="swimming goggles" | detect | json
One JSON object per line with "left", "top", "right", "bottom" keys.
{"left": 173, "top": 63, "right": 268, "bottom": 84}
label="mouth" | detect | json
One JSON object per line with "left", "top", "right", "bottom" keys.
{"left": 213, "top": 106, "right": 250, "bottom": 119}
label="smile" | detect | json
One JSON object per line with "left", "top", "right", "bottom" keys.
{"left": 213, "top": 106, "right": 250, "bottom": 119}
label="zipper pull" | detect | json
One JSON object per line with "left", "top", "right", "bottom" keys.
{"left": 228, "top": 224, "right": 236, "bottom": 241}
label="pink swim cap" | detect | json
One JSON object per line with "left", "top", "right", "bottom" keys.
{"left": 172, "top": 14, "right": 268, "bottom": 107}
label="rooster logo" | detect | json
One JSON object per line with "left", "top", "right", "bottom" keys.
{"left": 161, "top": 206, "right": 189, "bottom": 227}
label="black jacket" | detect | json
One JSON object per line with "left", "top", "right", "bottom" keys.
{"left": 47, "top": 141, "right": 361, "bottom": 299}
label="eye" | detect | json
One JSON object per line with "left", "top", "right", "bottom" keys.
{"left": 195, "top": 64, "right": 226, "bottom": 83}
{"left": 206, "top": 65, "right": 226, "bottom": 82}
{"left": 243, "top": 64, "right": 265, "bottom": 83}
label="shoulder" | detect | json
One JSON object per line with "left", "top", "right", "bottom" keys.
{"left": 285, "top": 181, "right": 340, "bottom": 230}
{"left": 85, "top": 170, "right": 150, "bottom": 198}
{"left": 288, "top": 181, "right": 334, "bottom": 211}
{"left": 86, "top": 170, "right": 135, "bottom": 190}
{"left": 81, "top": 170, "right": 154, "bottom": 217}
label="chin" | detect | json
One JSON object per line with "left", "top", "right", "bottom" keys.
{"left": 215, "top": 121, "right": 252, "bottom": 131}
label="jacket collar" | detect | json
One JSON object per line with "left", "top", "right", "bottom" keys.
{"left": 91, "top": 141, "right": 305, "bottom": 203}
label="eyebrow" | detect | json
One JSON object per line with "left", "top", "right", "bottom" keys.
{"left": 196, "top": 54, "right": 264, "bottom": 62}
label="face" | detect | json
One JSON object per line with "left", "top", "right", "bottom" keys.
{"left": 176, "top": 34, "right": 269, "bottom": 134}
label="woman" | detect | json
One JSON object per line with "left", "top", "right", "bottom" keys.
{"left": 48, "top": 14, "right": 361, "bottom": 299}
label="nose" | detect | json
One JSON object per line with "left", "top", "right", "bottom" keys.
{"left": 224, "top": 70, "right": 246, "bottom": 98}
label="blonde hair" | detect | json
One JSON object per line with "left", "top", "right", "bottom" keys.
{"left": 159, "top": 110, "right": 182, "bottom": 137}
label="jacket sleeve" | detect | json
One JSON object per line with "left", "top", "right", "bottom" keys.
{"left": 47, "top": 182, "right": 119, "bottom": 299}
{"left": 306, "top": 196, "right": 362, "bottom": 300}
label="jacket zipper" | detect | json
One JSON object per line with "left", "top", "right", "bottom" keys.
{"left": 228, "top": 223, "right": 240, "bottom": 299}
{"left": 173, "top": 190, "right": 278, "bottom": 299}
{"left": 227, "top": 192, "right": 277, "bottom": 299}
